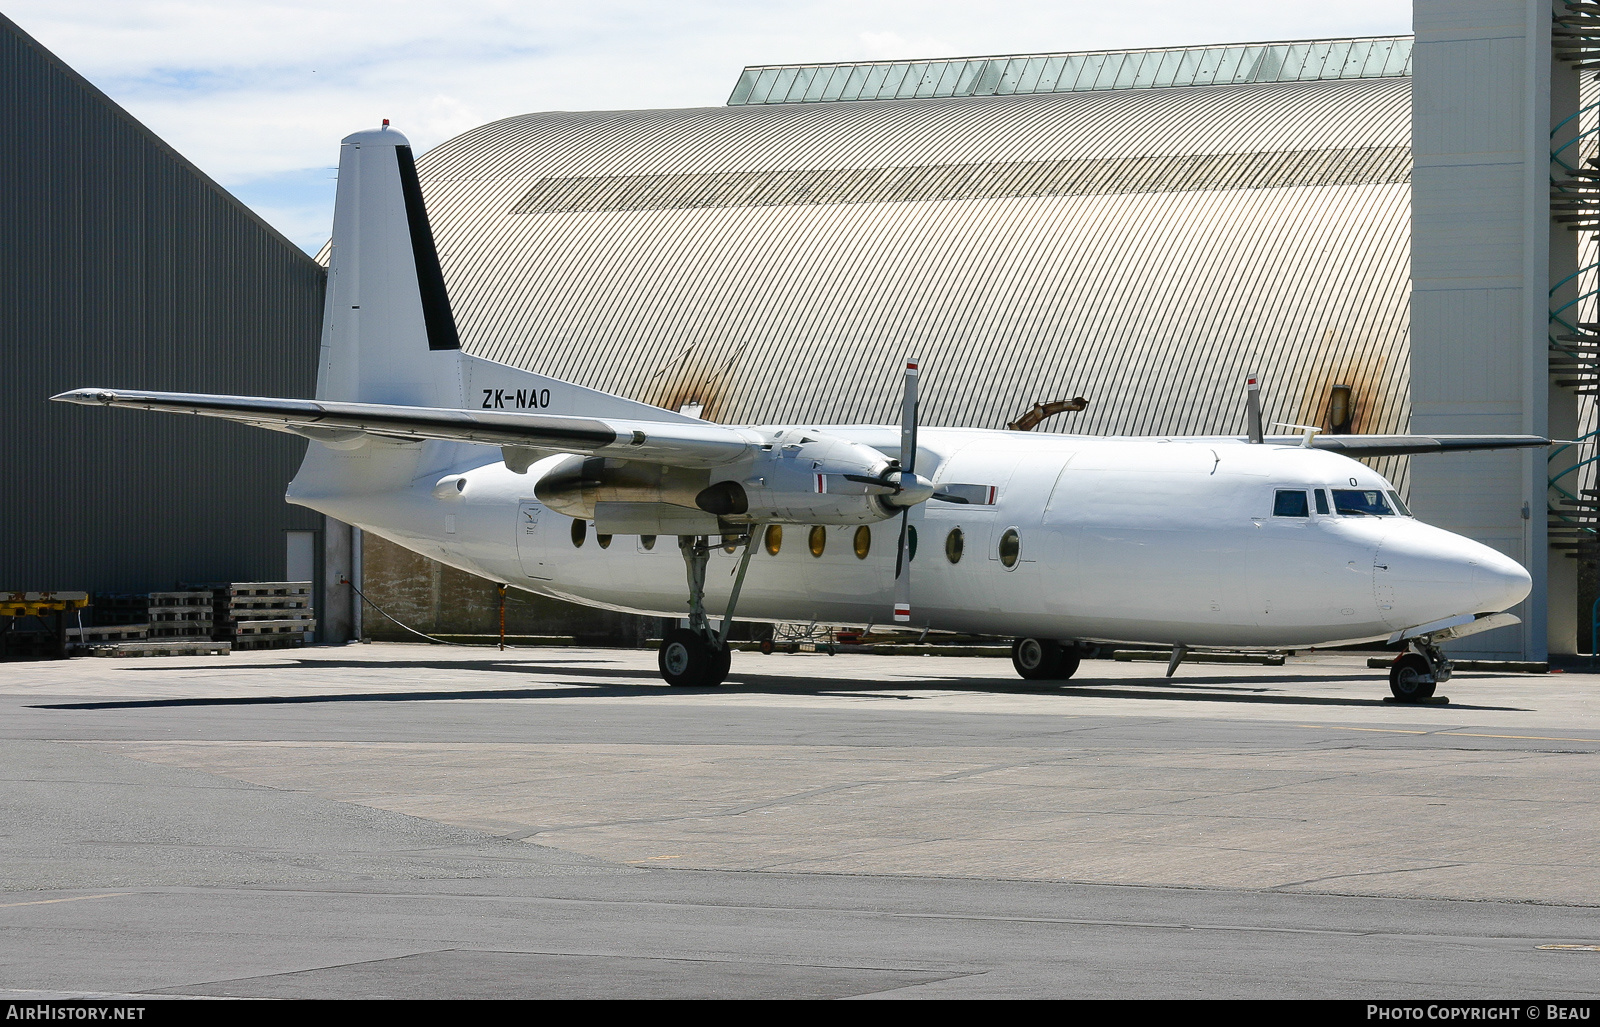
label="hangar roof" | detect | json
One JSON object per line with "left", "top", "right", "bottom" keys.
{"left": 416, "top": 40, "right": 1412, "bottom": 482}
{"left": 729, "top": 36, "right": 1412, "bottom": 106}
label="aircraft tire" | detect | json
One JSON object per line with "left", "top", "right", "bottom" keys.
{"left": 710, "top": 643, "right": 732, "bottom": 685}
{"left": 659, "top": 629, "right": 721, "bottom": 687}
{"left": 1388, "top": 653, "right": 1436, "bottom": 702}
{"left": 1012, "top": 638, "right": 1077, "bottom": 680}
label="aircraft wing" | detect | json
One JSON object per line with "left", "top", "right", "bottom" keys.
{"left": 1297, "top": 434, "right": 1551, "bottom": 457}
{"left": 51, "top": 389, "right": 756, "bottom": 467}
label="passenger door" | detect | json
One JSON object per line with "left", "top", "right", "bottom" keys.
{"left": 516, "top": 500, "right": 551, "bottom": 580}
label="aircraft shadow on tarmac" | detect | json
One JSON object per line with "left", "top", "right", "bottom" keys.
{"left": 30, "top": 657, "right": 1528, "bottom": 712}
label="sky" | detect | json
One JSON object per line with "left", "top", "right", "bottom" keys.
{"left": 5, "top": 1, "right": 1411, "bottom": 254}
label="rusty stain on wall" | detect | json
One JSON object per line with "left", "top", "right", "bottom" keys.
{"left": 1293, "top": 327, "right": 1411, "bottom": 491}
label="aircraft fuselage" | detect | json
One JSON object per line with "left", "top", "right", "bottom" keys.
{"left": 302, "top": 426, "right": 1531, "bottom": 651}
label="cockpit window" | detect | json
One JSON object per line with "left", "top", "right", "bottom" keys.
{"left": 1387, "top": 490, "right": 1412, "bottom": 517}
{"left": 1314, "top": 488, "right": 1330, "bottom": 515}
{"left": 1332, "top": 489, "right": 1394, "bottom": 516}
{"left": 1273, "top": 490, "right": 1310, "bottom": 517}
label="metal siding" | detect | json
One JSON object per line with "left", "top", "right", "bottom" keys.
{"left": 0, "top": 14, "right": 324, "bottom": 594}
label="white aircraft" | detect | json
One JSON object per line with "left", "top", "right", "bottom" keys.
{"left": 55, "top": 124, "right": 1543, "bottom": 701}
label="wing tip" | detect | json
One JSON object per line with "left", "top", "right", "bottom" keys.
{"left": 50, "top": 388, "right": 113, "bottom": 405}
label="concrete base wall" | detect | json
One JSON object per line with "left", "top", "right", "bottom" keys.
{"left": 360, "top": 533, "right": 660, "bottom": 645}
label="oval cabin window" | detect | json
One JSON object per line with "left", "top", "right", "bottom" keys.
{"left": 998, "top": 528, "right": 1021, "bottom": 568}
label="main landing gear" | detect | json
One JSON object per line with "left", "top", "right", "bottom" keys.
{"left": 1388, "top": 640, "right": 1452, "bottom": 702}
{"left": 1011, "top": 638, "right": 1082, "bottom": 681}
{"left": 658, "top": 532, "right": 755, "bottom": 687}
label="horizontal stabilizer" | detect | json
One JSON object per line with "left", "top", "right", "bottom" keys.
{"left": 1296, "top": 434, "right": 1550, "bottom": 457}
{"left": 51, "top": 389, "right": 755, "bottom": 468}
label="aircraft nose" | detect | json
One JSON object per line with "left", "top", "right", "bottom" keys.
{"left": 1374, "top": 525, "right": 1531, "bottom": 627}
{"left": 1472, "top": 547, "right": 1532, "bottom": 612}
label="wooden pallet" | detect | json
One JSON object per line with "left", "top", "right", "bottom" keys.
{"left": 66, "top": 623, "right": 149, "bottom": 643}
{"left": 230, "top": 635, "right": 306, "bottom": 651}
{"left": 148, "top": 590, "right": 214, "bottom": 609}
{"left": 147, "top": 626, "right": 214, "bottom": 640}
{"left": 77, "top": 640, "right": 232, "bottom": 658}
{"left": 218, "top": 618, "right": 317, "bottom": 637}
{"left": 206, "top": 581, "right": 315, "bottom": 644}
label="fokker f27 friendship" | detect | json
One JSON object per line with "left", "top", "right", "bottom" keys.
{"left": 56, "top": 125, "right": 1544, "bottom": 699}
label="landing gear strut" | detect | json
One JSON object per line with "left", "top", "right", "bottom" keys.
{"left": 658, "top": 532, "right": 755, "bottom": 687}
{"left": 1011, "top": 638, "right": 1081, "bottom": 681}
{"left": 1389, "top": 640, "right": 1451, "bottom": 702}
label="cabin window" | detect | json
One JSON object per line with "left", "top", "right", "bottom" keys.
{"left": 853, "top": 525, "right": 871, "bottom": 560}
{"left": 808, "top": 525, "right": 827, "bottom": 557}
{"left": 1332, "top": 489, "right": 1394, "bottom": 516}
{"left": 570, "top": 518, "right": 587, "bottom": 547}
{"left": 764, "top": 524, "right": 782, "bottom": 555}
{"left": 597, "top": 533, "right": 613, "bottom": 549}
{"left": 998, "top": 528, "right": 1021, "bottom": 568}
{"left": 1273, "top": 490, "right": 1309, "bottom": 517}
{"left": 945, "top": 527, "right": 964, "bottom": 564}
{"left": 1314, "top": 489, "right": 1329, "bottom": 515}
{"left": 639, "top": 535, "right": 656, "bottom": 551}
{"left": 1387, "top": 490, "right": 1412, "bottom": 517}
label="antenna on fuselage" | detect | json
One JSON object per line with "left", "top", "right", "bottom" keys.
{"left": 1245, "top": 375, "right": 1264, "bottom": 444}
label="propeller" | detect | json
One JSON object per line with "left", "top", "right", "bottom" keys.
{"left": 893, "top": 359, "right": 920, "bottom": 623}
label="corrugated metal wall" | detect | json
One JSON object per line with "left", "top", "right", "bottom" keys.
{"left": 417, "top": 76, "right": 1413, "bottom": 486}
{"left": 0, "top": 14, "right": 324, "bottom": 593}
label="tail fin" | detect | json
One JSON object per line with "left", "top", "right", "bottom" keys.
{"left": 315, "top": 124, "right": 463, "bottom": 407}
{"left": 291, "top": 123, "right": 700, "bottom": 506}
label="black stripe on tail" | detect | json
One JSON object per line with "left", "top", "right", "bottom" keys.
{"left": 395, "top": 145, "right": 460, "bottom": 351}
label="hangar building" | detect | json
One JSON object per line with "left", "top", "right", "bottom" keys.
{"left": 0, "top": 14, "right": 325, "bottom": 608}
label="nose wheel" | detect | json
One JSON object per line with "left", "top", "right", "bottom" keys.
{"left": 1388, "top": 641, "right": 1451, "bottom": 702}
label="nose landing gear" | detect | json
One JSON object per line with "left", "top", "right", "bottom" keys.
{"left": 1388, "top": 641, "right": 1452, "bottom": 702}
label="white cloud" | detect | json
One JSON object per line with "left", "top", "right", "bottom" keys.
{"left": 3, "top": 0, "right": 1411, "bottom": 252}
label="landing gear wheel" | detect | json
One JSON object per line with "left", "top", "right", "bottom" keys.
{"left": 1012, "top": 638, "right": 1080, "bottom": 681}
{"left": 1389, "top": 652, "right": 1436, "bottom": 702}
{"left": 659, "top": 629, "right": 726, "bottom": 687}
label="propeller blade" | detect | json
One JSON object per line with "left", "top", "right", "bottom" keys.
{"left": 894, "top": 357, "right": 919, "bottom": 624}
{"left": 1245, "top": 374, "right": 1263, "bottom": 444}
{"left": 893, "top": 509, "right": 911, "bottom": 622}
{"left": 901, "top": 358, "right": 919, "bottom": 476}
{"left": 930, "top": 492, "right": 970, "bottom": 504}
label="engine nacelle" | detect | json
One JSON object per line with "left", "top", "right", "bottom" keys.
{"left": 533, "top": 456, "right": 709, "bottom": 519}
{"left": 531, "top": 429, "right": 902, "bottom": 526}
{"left": 703, "top": 428, "right": 899, "bottom": 526}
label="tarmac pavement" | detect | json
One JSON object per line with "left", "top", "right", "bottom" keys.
{"left": 1, "top": 644, "right": 1597, "bottom": 999}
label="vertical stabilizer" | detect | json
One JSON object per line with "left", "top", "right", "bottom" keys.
{"left": 315, "top": 124, "right": 463, "bottom": 408}
{"left": 291, "top": 123, "right": 469, "bottom": 503}
{"left": 289, "top": 122, "right": 703, "bottom": 508}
